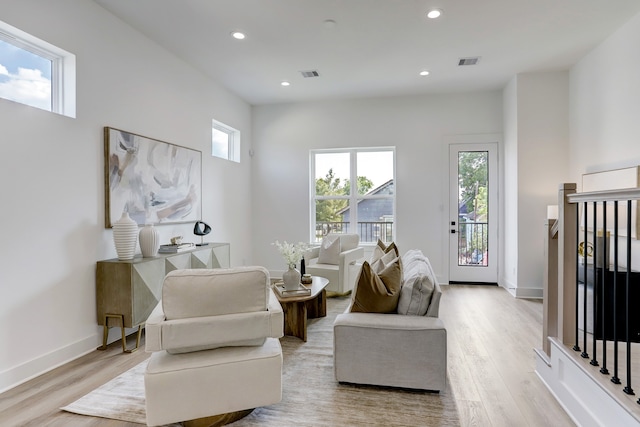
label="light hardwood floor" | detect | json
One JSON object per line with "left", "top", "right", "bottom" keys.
{"left": 441, "top": 285, "right": 574, "bottom": 426}
{"left": 0, "top": 285, "right": 574, "bottom": 426}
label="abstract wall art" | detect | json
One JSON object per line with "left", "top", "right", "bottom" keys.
{"left": 104, "top": 127, "right": 202, "bottom": 228}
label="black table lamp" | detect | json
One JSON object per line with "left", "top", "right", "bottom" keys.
{"left": 193, "top": 221, "right": 211, "bottom": 246}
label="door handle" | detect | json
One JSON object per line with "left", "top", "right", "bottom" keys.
{"left": 451, "top": 229, "right": 456, "bottom": 234}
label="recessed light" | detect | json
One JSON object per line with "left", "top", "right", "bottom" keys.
{"left": 281, "top": 81, "right": 290, "bottom": 87}
{"left": 427, "top": 9, "right": 442, "bottom": 19}
{"left": 323, "top": 19, "right": 337, "bottom": 29}
{"left": 419, "top": 70, "right": 430, "bottom": 76}
{"left": 231, "top": 31, "right": 245, "bottom": 40}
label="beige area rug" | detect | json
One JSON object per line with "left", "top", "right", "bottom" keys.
{"left": 62, "top": 297, "right": 460, "bottom": 426}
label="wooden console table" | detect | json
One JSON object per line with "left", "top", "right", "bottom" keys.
{"left": 96, "top": 243, "right": 230, "bottom": 352}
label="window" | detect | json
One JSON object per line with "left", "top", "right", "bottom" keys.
{"left": 212, "top": 119, "right": 240, "bottom": 162}
{"left": 311, "top": 148, "right": 395, "bottom": 244}
{"left": 0, "top": 20, "right": 75, "bottom": 117}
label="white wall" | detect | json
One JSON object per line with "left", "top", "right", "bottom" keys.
{"left": 502, "top": 77, "right": 519, "bottom": 290}
{"left": 570, "top": 13, "right": 640, "bottom": 180}
{"left": 518, "top": 73, "right": 571, "bottom": 296}
{"left": 251, "top": 92, "right": 503, "bottom": 282}
{"left": 570, "top": 11, "right": 640, "bottom": 269}
{"left": 0, "top": 0, "right": 253, "bottom": 392}
{"left": 501, "top": 73, "right": 570, "bottom": 298}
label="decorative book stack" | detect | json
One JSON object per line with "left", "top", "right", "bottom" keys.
{"left": 159, "top": 243, "right": 196, "bottom": 253}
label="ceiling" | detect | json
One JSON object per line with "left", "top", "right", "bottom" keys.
{"left": 94, "top": 0, "right": 640, "bottom": 106}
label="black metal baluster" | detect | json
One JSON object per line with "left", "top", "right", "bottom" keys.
{"left": 591, "top": 202, "right": 599, "bottom": 367}
{"left": 612, "top": 201, "right": 621, "bottom": 384}
{"left": 582, "top": 202, "right": 589, "bottom": 359}
{"left": 624, "top": 200, "right": 634, "bottom": 396}
{"left": 600, "top": 201, "right": 609, "bottom": 375}
{"left": 574, "top": 204, "right": 581, "bottom": 352}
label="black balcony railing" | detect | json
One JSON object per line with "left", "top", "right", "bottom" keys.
{"left": 315, "top": 221, "right": 394, "bottom": 244}
{"left": 457, "top": 221, "right": 488, "bottom": 266}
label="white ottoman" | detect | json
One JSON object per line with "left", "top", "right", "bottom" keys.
{"left": 144, "top": 338, "right": 282, "bottom": 426}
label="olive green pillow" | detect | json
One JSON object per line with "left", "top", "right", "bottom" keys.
{"left": 350, "top": 258, "right": 402, "bottom": 313}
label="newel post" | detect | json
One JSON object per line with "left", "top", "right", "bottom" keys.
{"left": 557, "top": 183, "right": 577, "bottom": 347}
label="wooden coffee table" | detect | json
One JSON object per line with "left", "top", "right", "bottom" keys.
{"left": 274, "top": 276, "right": 329, "bottom": 342}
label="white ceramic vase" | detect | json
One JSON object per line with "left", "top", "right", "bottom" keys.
{"left": 139, "top": 224, "right": 160, "bottom": 257}
{"left": 112, "top": 212, "right": 138, "bottom": 260}
{"left": 282, "top": 265, "right": 301, "bottom": 291}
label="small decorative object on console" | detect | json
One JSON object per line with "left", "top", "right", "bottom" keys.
{"left": 139, "top": 224, "right": 160, "bottom": 257}
{"left": 301, "top": 274, "right": 313, "bottom": 285}
{"left": 159, "top": 243, "right": 195, "bottom": 253}
{"left": 112, "top": 211, "right": 138, "bottom": 261}
{"left": 194, "top": 220, "right": 212, "bottom": 246}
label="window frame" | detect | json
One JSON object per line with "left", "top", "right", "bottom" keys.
{"left": 0, "top": 20, "right": 76, "bottom": 117}
{"left": 211, "top": 119, "right": 240, "bottom": 162}
{"left": 310, "top": 147, "right": 396, "bottom": 244}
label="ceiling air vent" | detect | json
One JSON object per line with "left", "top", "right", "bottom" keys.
{"left": 458, "top": 57, "right": 480, "bottom": 66}
{"left": 300, "top": 70, "right": 320, "bottom": 78}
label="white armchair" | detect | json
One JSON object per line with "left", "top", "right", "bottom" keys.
{"left": 144, "top": 267, "right": 283, "bottom": 426}
{"left": 304, "top": 233, "right": 364, "bottom": 295}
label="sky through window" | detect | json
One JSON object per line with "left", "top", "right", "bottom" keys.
{"left": 0, "top": 38, "right": 52, "bottom": 111}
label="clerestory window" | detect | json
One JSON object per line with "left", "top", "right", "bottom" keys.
{"left": 310, "top": 148, "right": 395, "bottom": 244}
{"left": 0, "top": 20, "right": 75, "bottom": 117}
{"left": 212, "top": 119, "right": 240, "bottom": 162}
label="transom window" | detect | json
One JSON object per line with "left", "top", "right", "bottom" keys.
{"left": 0, "top": 20, "right": 75, "bottom": 117}
{"left": 311, "top": 148, "right": 395, "bottom": 244}
{"left": 212, "top": 119, "right": 240, "bottom": 162}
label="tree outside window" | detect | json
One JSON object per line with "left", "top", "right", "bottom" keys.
{"left": 311, "top": 149, "right": 394, "bottom": 243}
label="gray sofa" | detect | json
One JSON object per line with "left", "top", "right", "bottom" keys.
{"left": 333, "top": 249, "right": 446, "bottom": 391}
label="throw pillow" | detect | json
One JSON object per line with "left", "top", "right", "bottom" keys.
{"left": 385, "top": 242, "right": 399, "bottom": 257}
{"left": 318, "top": 236, "right": 341, "bottom": 265}
{"left": 370, "top": 256, "right": 386, "bottom": 274}
{"left": 350, "top": 258, "right": 402, "bottom": 313}
{"left": 397, "top": 250, "right": 436, "bottom": 316}
{"left": 370, "top": 244, "right": 386, "bottom": 264}
{"left": 370, "top": 239, "right": 400, "bottom": 264}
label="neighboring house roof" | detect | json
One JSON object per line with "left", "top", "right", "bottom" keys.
{"left": 336, "top": 179, "right": 394, "bottom": 216}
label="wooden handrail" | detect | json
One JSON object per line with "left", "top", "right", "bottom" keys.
{"left": 567, "top": 188, "right": 640, "bottom": 203}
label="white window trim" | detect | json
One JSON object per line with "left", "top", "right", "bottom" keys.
{"left": 310, "top": 147, "right": 396, "bottom": 244}
{"left": 212, "top": 119, "right": 240, "bottom": 162}
{"left": 0, "top": 20, "right": 76, "bottom": 118}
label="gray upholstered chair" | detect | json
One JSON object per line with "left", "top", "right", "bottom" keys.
{"left": 304, "top": 233, "right": 364, "bottom": 295}
{"left": 143, "top": 267, "right": 283, "bottom": 426}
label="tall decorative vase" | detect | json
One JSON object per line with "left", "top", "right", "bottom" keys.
{"left": 139, "top": 224, "right": 160, "bottom": 257}
{"left": 112, "top": 212, "right": 138, "bottom": 260}
{"left": 282, "top": 264, "right": 301, "bottom": 291}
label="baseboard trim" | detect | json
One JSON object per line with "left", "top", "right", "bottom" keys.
{"left": 0, "top": 326, "right": 139, "bottom": 393}
{"left": 497, "top": 278, "right": 543, "bottom": 299}
{"left": 448, "top": 281, "right": 498, "bottom": 286}
{"left": 0, "top": 334, "right": 97, "bottom": 394}
{"left": 513, "top": 286, "right": 543, "bottom": 299}
{"left": 535, "top": 338, "right": 640, "bottom": 427}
